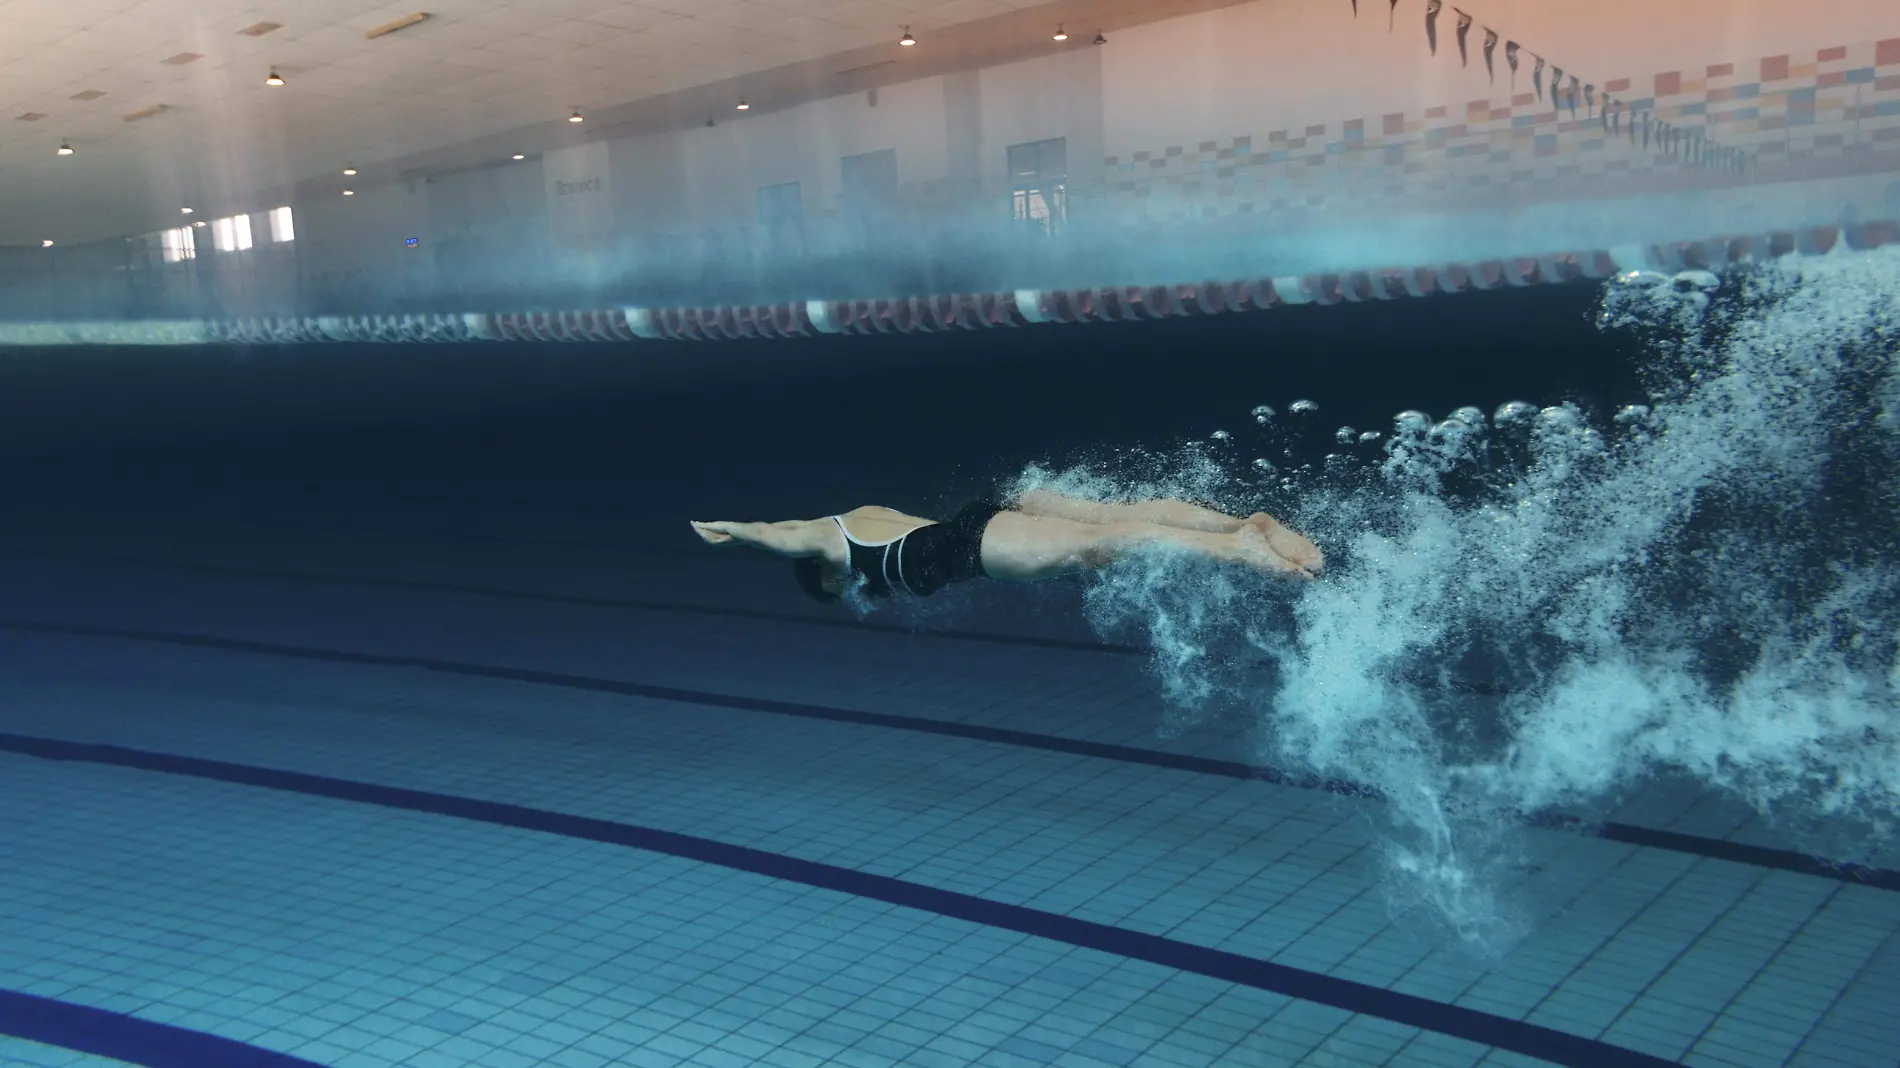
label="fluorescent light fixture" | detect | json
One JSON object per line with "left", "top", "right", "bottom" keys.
{"left": 365, "top": 12, "right": 430, "bottom": 40}
{"left": 56, "top": 140, "right": 73, "bottom": 155}
{"left": 342, "top": 189, "right": 355, "bottom": 196}
{"left": 41, "top": 239, "right": 54, "bottom": 248}
{"left": 736, "top": 98, "right": 749, "bottom": 110}
{"left": 512, "top": 153, "right": 525, "bottom": 159}
{"left": 180, "top": 206, "right": 194, "bottom": 214}
{"left": 342, "top": 166, "right": 357, "bottom": 175}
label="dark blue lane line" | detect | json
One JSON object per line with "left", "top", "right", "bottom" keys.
{"left": 2, "top": 617, "right": 1893, "bottom": 893}
{"left": 0, "top": 732, "right": 1674, "bottom": 1068}
{"left": 0, "top": 989, "right": 325, "bottom": 1068}
{"left": 0, "top": 545, "right": 1141, "bottom": 657}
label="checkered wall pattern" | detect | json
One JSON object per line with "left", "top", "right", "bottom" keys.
{"left": 1104, "top": 39, "right": 1900, "bottom": 221}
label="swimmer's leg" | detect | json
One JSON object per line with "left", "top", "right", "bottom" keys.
{"left": 1013, "top": 489, "right": 1249, "bottom": 532}
{"left": 978, "top": 511, "right": 1315, "bottom": 581}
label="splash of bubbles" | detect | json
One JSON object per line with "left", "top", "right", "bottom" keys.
{"left": 1042, "top": 247, "right": 1900, "bottom": 949}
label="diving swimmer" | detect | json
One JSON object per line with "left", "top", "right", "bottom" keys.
{"left": 690, "top": 489, "right": 1323, "bottom": 602}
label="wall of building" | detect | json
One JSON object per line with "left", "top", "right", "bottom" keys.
{"left": 37, "top": 0, "right": 1900, "bottom": 317}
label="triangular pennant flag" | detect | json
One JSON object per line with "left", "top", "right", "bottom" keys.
{"left": 1506, "top": 41, "right": 1520, "bottom": 86}
{"left": 1425, "top": 0, "right": 1442, "bottom": 56}
{"left": 1483, "top": 29, "right": 1499, "bottom": 83}
{"left": 1532, "top": 55, "right": 1545, "bottom": 101}
{"left": 1454, "top": 10, "right": 1473, "bottom": 67}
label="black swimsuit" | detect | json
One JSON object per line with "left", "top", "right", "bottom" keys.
{"left": 833, "top": 498, "right": 1002, "bottom": 597}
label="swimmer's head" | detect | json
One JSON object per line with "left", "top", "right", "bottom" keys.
{"left": 791, "top": 557, "right": 840, "bottom": 604}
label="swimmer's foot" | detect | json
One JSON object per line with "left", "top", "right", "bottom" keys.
{"left": 1244, "top": 513, "right": 1323, "bottom": 576}
{"left": 1232, "top": 523, "right": 1317, "bottom": 580}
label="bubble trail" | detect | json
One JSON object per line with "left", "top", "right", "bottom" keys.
{"left": 1015, "top": 246, "right": 1900, "bottom": 949}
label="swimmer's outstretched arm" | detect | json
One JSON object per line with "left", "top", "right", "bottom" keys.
{"left": 690, "top": 519, "right": 833, "bottom": 558}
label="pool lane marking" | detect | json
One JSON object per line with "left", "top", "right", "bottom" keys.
{"left": 0, "top": 731, "right": 1679, "bottom": 1068}
{"left": 0, "top": 617, "right": 1891, "bottom": 893}
{"left": 0, "top": 545, "right": 1138, "bottom": 656}
{"left": 0, "top": 989, "right": 328, "bottom": 1068}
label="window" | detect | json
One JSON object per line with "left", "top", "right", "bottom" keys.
{"left": 160, "top": 226, "right": 196, "bottom": 262}
{"left": 210, "top": 213, "right": 253, "bottom": 252}
{"left": 1007, "top": 137, "right": 1068, "bottom": 236}
{"left": 268, "top": 206, "right": 295, "bottom": 243}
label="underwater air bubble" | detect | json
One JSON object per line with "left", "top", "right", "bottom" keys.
{"left": 1211, "top": 429, "right": 1231, "bottom": 442}
{"left": 1336, "top": 426, "right": 1358, "bottom": 444}
{"left": 1394, "top": 410, "right": 1431, "bottom": 433}
{"left": 1674, "top": 269, "right": 1720, "bottom": 290}
{"left": 1252, "top": 458, "right": 1276, "bottom": 472}
{"left": 1289, "top": 400, "right": 1319, "bottom": 416}
{"left": 1494, "top": 401, "right": 1538, "bottom": 425}
{"left": 1358, "top": 431, "right": 1383, "bottom": 444}
{"left": 1252, "top": 404, "right": 1276, "bottom": 424}
{"left": 1614, "top": 404, "right": 1653, "bottom": 425}
{"left": 1449, "top": 406, "right": 1487, "bottom": 428}
{"left": 1613, "top": 269, "right": 1671, "bottom": 288}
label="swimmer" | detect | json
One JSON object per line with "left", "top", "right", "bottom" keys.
{"left": 691, "top": 489, "right": 1323, "bottom": 603}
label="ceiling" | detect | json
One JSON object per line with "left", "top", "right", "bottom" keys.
{"left": 0, "top": 0, "right": 1201, "bottom": 246}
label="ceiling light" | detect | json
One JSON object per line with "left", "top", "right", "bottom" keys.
{"left": 568, "top": 108, "right": 583, "bottom": 123}
{"left": 1053, "top": 24, "right": 1068, "bottom": 41}
{"left": 1094, "top": 30, "right": 1107, "bottom": 44}
{"left": 365, "top": 12, "right": 431, "bottom": 40}
{"left": 343, "top": 166, "right": 357, "bottom": 175}
{"left": 512, "top": 153, "right": 525, "bottom": 160}
{"left": 899, "top": 26, "right": 914, "bottom": 46}
{"left": 736, "top": 98, "right": 749, "bottom": 110}
{"left": 265, "top": 70, "right": 285, "bottom": 86}
{"left": 180, "top": 206, "right": 194, "bottom": 214}
{"left": 42, "top": 239, "right": 54, "bottom": 248}
{"left": 343, "top": 189, "right": 355, "bottom": 196}
{"left": 56, "top": 139, "right": 74, "bottom": 155}
{"left": 192, "top": 220, "right": 206, "bottom": 227}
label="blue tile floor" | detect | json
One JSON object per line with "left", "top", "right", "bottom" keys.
{"left": 0, "top": 513, "right": 1896, "bottom": 1068}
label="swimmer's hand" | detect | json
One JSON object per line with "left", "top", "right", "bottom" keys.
{"left": 690, "top": 521, "right": 737, "bottom": 545}
{"left": 1244, "top": 513, "right": 1324, "bottom": 578}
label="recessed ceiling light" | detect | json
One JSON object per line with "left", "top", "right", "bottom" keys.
{"left": 512, "top": 153, "right": 525, "bottom": 160}
{"left": 56, "top": 140, "right": 74, "bottom": 155}
{"left": 343, "top": 189, "right": 355, "bottom": 196}
{"left": 41, "top": 239, "right": 54, "bottom": 248}
{"left": 568, "top": 108, "right": 583, "bottom": 123}
{"left": 899, "top": 26, "right": 914, "bottom": 46}
{"left": 342, "top": 166, "right": 357, "bottom": 175}
{"left": 1053, "top": 24, "right": 1068, "bottom": 40}
{"left": 265, "top": 70, "right": 285, "bottom": 86}
{"left": 736, "top": 98, "right": 749, "bottom": 110}
{"left": 180, "top": 206, "right": 194, "bottom": 214}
